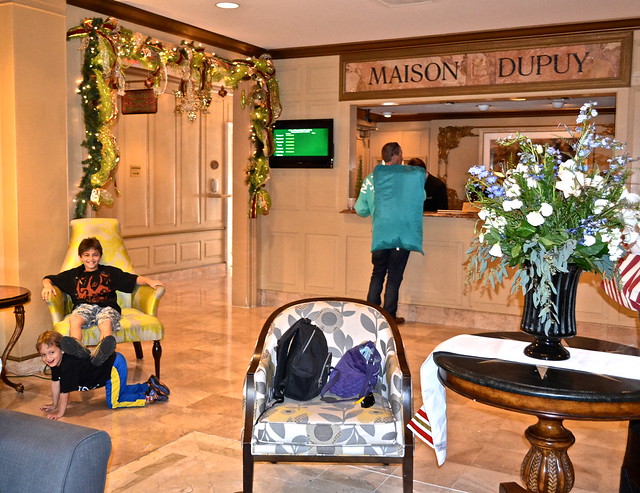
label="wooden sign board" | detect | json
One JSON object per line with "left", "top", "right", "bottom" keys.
{"left": 121, "top": 89, "right": 158, "bottom": 114}
{"left": 340, "top": 32, "right": 632, "bottom": 100}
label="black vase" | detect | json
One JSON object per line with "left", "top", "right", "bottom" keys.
{"left": 520, "top": 264, "right": 582, "bottom": 361}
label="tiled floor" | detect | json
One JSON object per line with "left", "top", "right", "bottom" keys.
{"left": 0, "top": 274, "right": 632, "bottom": 492}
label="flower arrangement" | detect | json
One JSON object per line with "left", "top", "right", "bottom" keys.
{"left": 466, "top": 102, "right": 640, "bottom": 330}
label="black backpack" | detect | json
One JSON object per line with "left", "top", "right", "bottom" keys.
{"left": 272, "top": 318, "right": 332, "bottom": 402}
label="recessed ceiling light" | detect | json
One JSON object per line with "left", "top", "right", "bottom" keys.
{"left": 383, "top": 111, "right": 392, "bottom": 118}
{"left": 216, "top": 2, "right": 239, "bottom": 9}
{"left": 382, "top": 102, "right": 398, "bottom": 106}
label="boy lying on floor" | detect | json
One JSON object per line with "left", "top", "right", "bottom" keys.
{"left": 36, "top": 330, "right": 169, "bottom": 420}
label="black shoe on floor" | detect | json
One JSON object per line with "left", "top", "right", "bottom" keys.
{"left": 60, "top": 336, "right": 91, "bottom": 359}
{"left": 394, "top": 317, "right": 406, "bottom": 324}
{"left": 91, "top": 336, "right": 116, "bottom": 367}
{"left": 147, "top": 375, "right": 170, "bottom": 396}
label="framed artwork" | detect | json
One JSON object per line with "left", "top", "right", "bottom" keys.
{"left": 481, "top": 128, "right": 573, "bottom": 169}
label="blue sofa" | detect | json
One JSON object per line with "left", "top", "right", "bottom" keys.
{"left": 0, "top": 409, "right": 111, "bottom": 493}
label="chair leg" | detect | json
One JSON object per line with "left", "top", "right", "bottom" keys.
{"left": 402, "top": 445, "right": 414, "bottom": 493}
{"left": 152, "top": 340, "right": 162, "bottom": 379}
{"left": 243, "top": 443, "right": 254, "bottom": 493}
{"left": 132, "top": 341, "right": 144, "bottom": 360}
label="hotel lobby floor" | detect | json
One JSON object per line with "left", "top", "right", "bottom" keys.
{"left": 0, "top": 274, "right": 631, "bottom": 492}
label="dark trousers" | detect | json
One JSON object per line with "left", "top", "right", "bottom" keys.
{"left": 366, "top": 248, "right": 410, "bottom": 318}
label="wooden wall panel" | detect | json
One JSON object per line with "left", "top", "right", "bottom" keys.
{"left": 179, "top": 117, "right": 202, "bottom": 226}
{"left": 261, "top": 231, "right": 299, "bottom": 290}
{"left": 305, "top": 233, "right": 338, "bottom": 292}
{"left": 119, "top": 113, "right": 150, "bottom": 229}
{"left": 152, "top": 94, "right": 178, "bottom": 227}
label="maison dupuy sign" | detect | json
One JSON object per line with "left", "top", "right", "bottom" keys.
{"left": 339, "top": 32, "right": 632, "bottom": 100}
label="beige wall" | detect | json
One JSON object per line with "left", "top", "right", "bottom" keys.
{"left": 261, "top": 42, "right": 640, "bottom": 342}
{"left": 0, "top": 0, "right": 69, "bottom": 357}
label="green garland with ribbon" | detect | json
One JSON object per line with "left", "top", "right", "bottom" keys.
{"left": 67, "top": 17, "right": 281, "bottom": 219}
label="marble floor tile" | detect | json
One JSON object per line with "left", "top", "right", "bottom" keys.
{"left": 0, "top": 274, "right": 633, "bottom": 492}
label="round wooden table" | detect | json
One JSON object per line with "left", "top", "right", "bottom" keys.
{"left": 434, "top": 331, "right": 640, "bottom": 493}
{"left": 0, "top": 286, "right": 31, "bottom": 393}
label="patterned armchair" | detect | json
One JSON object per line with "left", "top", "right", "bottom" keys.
{"left": 45, "top": 218, "right": 165, "bottom": 377}
{"left": 242, "top": 297, "right": 413, "bottom": 492}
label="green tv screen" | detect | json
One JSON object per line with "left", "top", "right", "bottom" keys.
{"left": 270, "top": 119, "right": 334, "bottom": 168}
{"left": 273, "top": 128, "right": 329, "bottom": 157}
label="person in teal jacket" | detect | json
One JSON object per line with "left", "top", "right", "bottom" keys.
{"left": 355, "top": 142, "right": 425, "bottom": 323}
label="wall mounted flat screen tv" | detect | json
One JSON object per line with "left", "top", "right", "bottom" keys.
{"left": 270, "top": 119, "right": 334, "bottom": 168}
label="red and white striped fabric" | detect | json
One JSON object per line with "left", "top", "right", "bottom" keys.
{"left": 601, "top": 254, "right": 640, "bottom": 311}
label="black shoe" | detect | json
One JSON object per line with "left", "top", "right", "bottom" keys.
{"left": 90, "top": 336, "right": 116, "bottom": 367}
{"left": 394, "top": 317, "right": 405, "bottom": 324}
{"left": 145, "top": 387, "right": 168, "bottom": 403}
{"left": 60, "top": 336, "right": 91, "bottom": 359}
{"left": 147, "top": 375, "right": 170, "bottom": 396}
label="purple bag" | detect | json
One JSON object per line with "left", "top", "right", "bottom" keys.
{"left": 321, "top": 341, "right": 381, "bottom": 400}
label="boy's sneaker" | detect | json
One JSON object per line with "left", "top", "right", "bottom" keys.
{"left": 147, "top": 375, "right": 170, "bottom": 396}
{"left": 90, "top": 335, "right": 116, "bottom": 367}
{"left": 60, "top": 336, "right": 91, "bottom": 359}
{"left": 145, "top": 387, "right": 168, "bottom": 403}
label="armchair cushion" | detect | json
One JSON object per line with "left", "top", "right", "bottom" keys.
{"left": 252, "top": 393, "right": 402, "bottom": 456}
{"left": 53, "top": 307, "right": 164, "bottom": 346}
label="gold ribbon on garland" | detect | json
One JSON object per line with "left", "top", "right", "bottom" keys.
{"left": 67, "top": 17, "right": 281, "bottom": 218}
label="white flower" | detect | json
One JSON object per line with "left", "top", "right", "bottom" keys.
{"left": 504, "top": 179, "right": 521, "bottom": 198}
{"left": 594, "top": 199, "right": 610, "bottom": 214}
{"left": 526, "top": 211, "right": 545, "bottom": 227}
{"left": 556, "top": 169, "right": 582, "bottom": 198}
{"left": 540, "top": 203, "right": 553, "bottom": 217}
{"left": 503, "top": 199, "right": 523, "bottom": 211}
{"left": 559, "top": 159, "right": 577, "bottom": 172}
{"left": 582, "top": 234, "right": 596, "bottom": 247}
{"left": 489, "top": 243, "right": 503, "bottom": 257}
{"left": 584, "top": 174, "right": 604, "bottom": 189}
{"left": 621, "top": 188, "right": 640, "bottom": 203}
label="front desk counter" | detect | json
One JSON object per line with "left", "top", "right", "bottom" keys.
{"left": 340, "top": 209, "right": 478, "bottom": 219}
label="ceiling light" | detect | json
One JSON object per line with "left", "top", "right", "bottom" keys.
{"left": 510, "top": 97, "right": 527, "bottom": 101}
{"left": 477, "top": 104, "right": 490, "bottom": 112}
{"left": 215, "top": 2, "right": 239, "bottom": 8}
{"left": 383, "top": 111, "right": 392, "bottom": 118}
{"left": 382, "top": 102, "right": 398, "bottom": 106}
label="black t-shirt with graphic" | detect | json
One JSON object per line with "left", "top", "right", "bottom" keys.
{"left": 51, "top": 353, "right": 116, "bottom": 394}
{"left": 45, "top": 264, "right": 138, "bottom": 314}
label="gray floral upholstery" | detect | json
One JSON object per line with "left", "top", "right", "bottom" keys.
{"left": 247, "top": 300, "right": 406, "bottom": 457}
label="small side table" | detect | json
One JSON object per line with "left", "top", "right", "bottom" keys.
{"left": 434, "top": 331, "right": 640, "bottom": 493}
{"left": 0, "top": 286, "right": 31, "bottom": 393}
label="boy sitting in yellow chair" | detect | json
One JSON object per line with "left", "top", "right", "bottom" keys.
{"left": 42, "top": 237, "right": 164, "bottom": 366}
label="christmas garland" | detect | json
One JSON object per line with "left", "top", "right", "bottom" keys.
{"left": 67, "top": 17, "right": 281, "bottom": 218}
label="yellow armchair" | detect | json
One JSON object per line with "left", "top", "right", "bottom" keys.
{"left": 45, "top": 218, "right": 165, "bottom": 377}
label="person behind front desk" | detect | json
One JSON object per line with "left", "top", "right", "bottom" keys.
{"left": 407, "top": 158, "right": 449, "bottom": 211}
